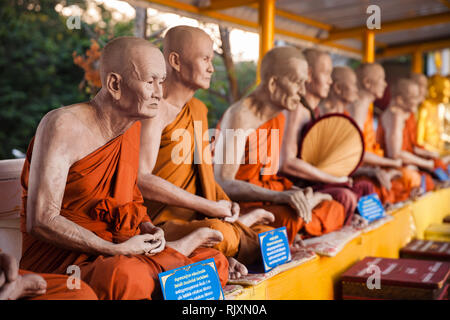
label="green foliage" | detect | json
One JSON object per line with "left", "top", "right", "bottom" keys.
{"left": 0, "top": 0, "right": 133, "bottom": 159}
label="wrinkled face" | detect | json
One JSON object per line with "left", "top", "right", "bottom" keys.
{"left": 402, "top": 83, "right": 421, "bottom": 113}
{"left": 118, "top": 48, "right": 166, "bottom": 119}
{"left": 370, "top": 65, "right": 387, "bottom": 99}
{"left": 307, "top": 54, "right": 333, "bottom": 99}
{"left": 270, "top": 58, "right": 308, "bottom": 111}
{"left": 179, "top": 35, "right": 214, "bottom": 90}
{"left": 339, "top": 72, "right": 358, "bottom": 103}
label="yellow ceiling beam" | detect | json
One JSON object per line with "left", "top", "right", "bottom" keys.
{"left": 248, "top": 3, "right": 333, "bottom": 31}
{"left": 143, "top": 0, "right": 360, "bottom": 55}
{"left": 376, "top": 38, "right": 450, "bottom": 59}
{"left": 325, "top": 12, "right": 450, "bottom": 42}
{"left": 199, "top": 0, "right": 259, "bottom": 12}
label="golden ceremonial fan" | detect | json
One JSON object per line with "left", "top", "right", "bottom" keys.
{"left": 298, "top": 113, "right": 365, "bottom": 177}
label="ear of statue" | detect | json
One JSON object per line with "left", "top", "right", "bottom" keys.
{"left": 397, "top": 95, "right": 405, "bottom": 108}
{"left": 168, "top": 52, "right": 181, "bottom": 72}
{"left": 268, "top": 76, "right": 277, "bottom": 95}
{"left": 106, "top": 72, "right": 122, "bottom": 100}
{"left": 334, "top": 82, "right": 342, "bottom": 96}
{"left": 362, "top": 76, "right": 371, "bottom": 92}
{"left": 307, "top": 67, "right": 313, "bottom": 83}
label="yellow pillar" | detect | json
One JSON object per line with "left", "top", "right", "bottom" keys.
{"left": 411, "top": 50, "right": 423, "bottom": 74}
{"left": 362, "top": 30, "right": 375, "bottom": 63}
{"left": 363, "top": 30, "right": 376, "bottom": 112}
{"left": 257, "top": 0, "right": 275, "bottom": 83}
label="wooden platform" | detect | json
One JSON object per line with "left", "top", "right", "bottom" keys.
{"left": 228, "top": 188, "right": 450, "bottom": 300}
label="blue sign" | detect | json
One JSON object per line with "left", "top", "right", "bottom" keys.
{"left": 357, "top": 193, "right": 385, "bottom": 222}
{"left": 420, "top": 174, "right": 427, "bottom": 193}
{"left": 434, "top": 167, "right": 449, "bottom": 181}
{"left": 158, "top": 258, "right": 224, "bottom": 300}
{"left": 258, "top": 227, "right": 291, "bottom": 272}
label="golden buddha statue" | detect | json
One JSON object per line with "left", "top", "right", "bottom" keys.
{"left": 416, "top": 54, "right": 450, "bottom": 154}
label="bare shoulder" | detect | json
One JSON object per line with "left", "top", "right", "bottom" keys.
{"left": 383, "top": 108, "right": 404, "bottom": 131}
{"left": 37, "top": 103, "right": 89, "bottom": 141}
{"left": 221, "top": 98, "right": 257, "bottom": 131}
{"left": 28, "top": 103, "right": 94, "bottom": 166}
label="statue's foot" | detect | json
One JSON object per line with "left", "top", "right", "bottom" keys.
{"left": 0, "top": 274, "right": 46, "bottom": 300}
{"left": 290, "top": 234, "right": 306, "bottom": 253}
{"left": 238, "top": 209, "right": 275, "bottom": 227}
{"left": 167, "top": 227, "right": 223, "bottom": 256}
{"left": 227, "top": 257, "right": 248, "bottom": 280}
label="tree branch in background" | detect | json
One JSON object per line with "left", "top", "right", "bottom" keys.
{"left": 219, "top": 25, "right": 240, "bottom": 103}
{"left": 207, "top": 88, "right": 228, "bottom": 101}
{"left": 134, "top": 6, "right": 147, "bottom": 39}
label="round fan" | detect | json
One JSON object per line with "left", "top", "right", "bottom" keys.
{"left": 299, "top": 113, "right": 365, "bottom": 177}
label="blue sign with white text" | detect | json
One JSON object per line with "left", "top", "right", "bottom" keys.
{"left": 434, "top": 167, "right": 449, "bottom": 181}
{"left": 357, "top": 193, "right": 385, "bottom": 222}
{"left": 158, "top": 258, "right": 224, "bottom": 300}
{"left": 258, "top": 227, "right": 291, "bottom": 272}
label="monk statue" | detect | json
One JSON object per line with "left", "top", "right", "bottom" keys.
{"left": 1, "top": 250, "right": 97, "bottom": 300}
{"left": 376, "top": 78, "right": 447, "bottom": 190}
{"left": 139, "top": 26, "right": 274, "bottom": 279}
{"left": 319, "top": 66, "right": 359, "bottom": 116}
{"left": 214, "top": 46, "right": 346, "bottom": 245}
{"left": 415, "top": 73, "right": 450, "bottom": 157}
{"left": 279, "top": 48, "right": 369, "bottom": 226}
{"left": 20, "top": 36, "right": 229, "bottom": 300}
{"left": 326, "top": 65, "right": 409, "bottom": 206}
{"left": 345, "top": 63, "right": 424, "bottom": 204}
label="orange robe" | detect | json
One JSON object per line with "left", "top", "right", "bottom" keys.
{"left": 20, "top": 121, "right": 228, "bottom": 299}
{"left": 1, "top": 247, "right": 97, "bottom": 300}
{"left": 404, "top": 113, "right": 447, "bottom": 172}
{"left": 376, "top": 112, "right": 435, "bottom": 192}
{"left": 19, "top": 270, "right": 98, "bottom": 300}
{"left": 232, "top": 112, "right": 346, "bottom": 243}
{"left": 144, "top": 98, "right": 263, "bottom": 265}
{"left": 352, "top": 107, "right": 422, "bottom": 203}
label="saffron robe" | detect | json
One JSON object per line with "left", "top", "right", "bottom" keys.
{"left": 144, "top": 98, "right": 262, "bottom": 265}
{"left": 232, "top": 112, "right": 346, "bottom": 243}
{"left": 20, "top": 121, "right": 228, "bottom": 299}
{"left": 376, "top": 112, "right": 436, "bottom": 192}
{"left": 354, "top": 108, "right": 417, "bottom": 203}
{"left": 404, "top": 113, "right": 447, "bottom": 172}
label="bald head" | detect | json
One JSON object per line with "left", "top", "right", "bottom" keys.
{"left": 332, "top": 66, "right": 356, "bottom": 84}
{"left": 330, "top": 66, "right": 358, "bottom": 103}
{"left": 393, "top": 78, "right": 418, "bottom": 97}
{"left": 355, "top": 63, "right": 383, "bottom": 84}
{"left": 303, "top": 48, "right": 332, "bottom": 99}
{"left": 99, "top": 36, "right": 162, "bottom": 86}
{"left": 260, "top": 46, "right": 306, "bottom": 84}
{"left": 392, "top": 78, "right": 421, "bottom": 112}
{"left": 97, "top": 37, "right": 166, "bottom": 119}
{"left": 304, "top": 49, "right": 329, "bottom": 70}
{"left": 410, "top": 72, "right": 428, "bottom": 102}
{"left": 162, "top": 25, "right": 214, "bottom": 90}
{"left": 163, "top": 26, "right": 212, "bottom": 64}
{"left": 355, "top": 62, "right": 386, "bottom": 99}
